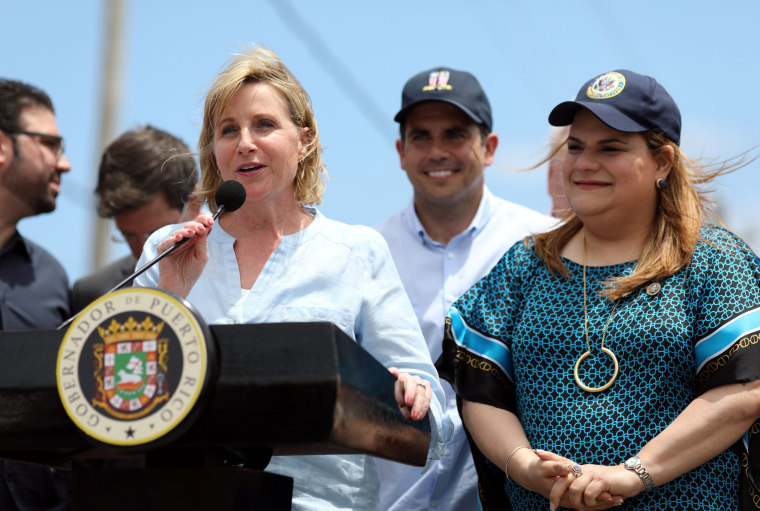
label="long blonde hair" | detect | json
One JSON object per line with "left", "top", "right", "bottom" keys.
{"left": 197, "top": 46, "right": 326, "bottom": 212}
{"left": 533, "top": 131, "right": 752, "bottom": 301}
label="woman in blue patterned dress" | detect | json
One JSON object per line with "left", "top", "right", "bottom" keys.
{"left": 437, "top": 69, "right": 760, "bottom": 510}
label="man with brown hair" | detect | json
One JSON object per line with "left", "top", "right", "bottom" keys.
{"left": 71, "top": 125, "right": 199, "bottom": 312}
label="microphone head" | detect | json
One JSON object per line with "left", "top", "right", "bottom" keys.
{"left": 215, "top": 180, "right": 246, "bottom": 213}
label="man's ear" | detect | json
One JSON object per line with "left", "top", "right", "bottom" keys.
{"left": 0, "top": 131, "right": 13, "bottom": 170}
{"left": 181, "top": 184, "right": 203, "bottom": 221}
{"left": 482, "top": 132, "right": 498, "bottom": 166}
{"left": 396, "top": 139, "right": 406, "bottom": 170}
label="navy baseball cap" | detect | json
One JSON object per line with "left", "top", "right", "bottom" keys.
{"left": 548, "top": 70, "right": 681, "bottom": 145}
{"left": 394, "top": 67, "right": 492, "bottom": 131}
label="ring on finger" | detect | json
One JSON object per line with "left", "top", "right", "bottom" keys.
{"left": 416, "top": 381, "right": 428, "bottom": 388}
{"left": 572, "top": 465, "right": 583, "bottom": 478}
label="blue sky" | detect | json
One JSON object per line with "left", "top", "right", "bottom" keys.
{"left": 5, "top": 1, "right": 760, "bottom": 283}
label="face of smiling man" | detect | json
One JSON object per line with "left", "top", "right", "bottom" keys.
{"left": 0, "top": 106, "right": 71, "bottom": 219}
{"left": 397, "top": 101, "right": 497, "bottom": 213}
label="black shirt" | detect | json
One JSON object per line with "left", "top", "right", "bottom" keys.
{"left": 0, "top": 231, "right": 71, "bottom": 510}
{"left": 0, "top": 231, "right": 69, "bottom": 330}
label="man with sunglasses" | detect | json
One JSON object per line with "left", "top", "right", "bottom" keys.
{"left": 0, "top": 78, "right": 72, "bottom": 509}
{"left": 71, "top": 125, "right": 199, "bottom": 313}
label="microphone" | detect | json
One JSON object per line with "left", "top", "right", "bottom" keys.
{"left": 109, "top": 179, "right": 246, "bottom": 291}
{"left": 131, "top": 178, "right": 247, "bottom": 268}
{"left": 58, "top": 180, "right": 246, "bottom": 330}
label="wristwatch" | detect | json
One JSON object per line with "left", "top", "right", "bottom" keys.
{"left": 624, "top": 455, "right": 655, "bottom": 492}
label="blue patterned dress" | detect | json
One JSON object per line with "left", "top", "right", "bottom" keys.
{"left": 437, "top": 226, "right": 760, "bottom": 510}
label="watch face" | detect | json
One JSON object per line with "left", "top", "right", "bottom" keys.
{"left": 625, "top": 456, "right": 639, "bottom": 469}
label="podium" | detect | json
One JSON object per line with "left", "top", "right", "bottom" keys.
{"left": 0, "top": 321, "right": 431, "bottom": 509}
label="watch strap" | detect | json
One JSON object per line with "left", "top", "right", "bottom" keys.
{"left": 625, "top": 456, "right": 655, "bottom": 492}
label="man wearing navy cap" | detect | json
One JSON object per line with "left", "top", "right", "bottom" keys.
{"left": 374, "top": 68, "right": 554, "bottom": 510}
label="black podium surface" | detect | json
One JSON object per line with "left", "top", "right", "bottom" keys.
{"left": 0, "top": 322, "right": 431, "bottom": 467}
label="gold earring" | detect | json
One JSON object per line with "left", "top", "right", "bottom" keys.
{"left": 656, "top": 178, "right": 666, "bottom": 189}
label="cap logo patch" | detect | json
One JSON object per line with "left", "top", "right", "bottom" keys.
{"left": 587, "top": 72, "right": 626, "bottom": 99}
{"left": 422, "top": 71, "right": 452, "bottom": 91}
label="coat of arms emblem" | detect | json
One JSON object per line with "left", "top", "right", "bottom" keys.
{"left": 93, "top": 316, "right": 169, "bottom": 419}
{"left": 56, "top": 288, "right": 211, "bottom": 447}
{"left": 586, "top": 71, "right": 626, "bottom": 100}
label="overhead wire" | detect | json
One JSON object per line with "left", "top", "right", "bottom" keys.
{"left": 264, "top": 0, "right": 395, "bottom": 146}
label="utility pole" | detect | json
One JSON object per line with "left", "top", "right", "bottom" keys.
{"left": 92, "top": 0, "right": 126, "bottom": 269}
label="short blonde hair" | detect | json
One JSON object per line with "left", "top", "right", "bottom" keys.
{"left": 198, "top": 46, "right": 326, "bottom": 212}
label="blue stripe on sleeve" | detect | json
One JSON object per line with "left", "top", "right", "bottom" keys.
{"left": 448, "top": 307, "right": 514, "bottom": 383}
{"left": 742, "top": 432, "right": 758, "bottom": 486}
{"left": 695, "top": 307, "right": 760, "bottom": 372}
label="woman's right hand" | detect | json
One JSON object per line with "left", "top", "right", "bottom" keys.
{"left": 533, "top": 450, "right": 626, "bottom": 510}
{"left": 508, "top": 447, "right": 576, "bottom": 498}
{"left": 156, "top": 214, "right": 215, "bottom": 297}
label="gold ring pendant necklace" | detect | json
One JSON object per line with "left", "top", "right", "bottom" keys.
{"left": 573, "top": 234, "right": 620, "bottom": 393}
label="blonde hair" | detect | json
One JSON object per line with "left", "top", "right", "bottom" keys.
{"left": 198, "top": 46, "right": 326, "bottom": 212}
{"left": 533, "top": 131, "right": 753, "bottom": 301}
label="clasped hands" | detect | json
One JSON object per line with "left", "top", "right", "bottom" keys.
{"left": 511, "top": 448, "right": 646, "bottom": 510}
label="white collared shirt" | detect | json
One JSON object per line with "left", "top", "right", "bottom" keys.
{"left": 374, "top": 188, "right": 556, "bottom": 511}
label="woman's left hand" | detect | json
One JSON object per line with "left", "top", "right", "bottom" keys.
{"left": 388, "top": 367, "right": 432, "bottom": 421}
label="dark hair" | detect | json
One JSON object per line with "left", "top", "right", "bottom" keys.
{"left": 0, "top": 79, "right": 55, "bottom": 134}
{"left": 96, "top": 125, "right": 198, "bottom": 217}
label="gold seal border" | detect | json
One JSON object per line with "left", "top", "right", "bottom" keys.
{"left": 586, "top": 71, "right": 626, "bottom": 100}
{"left": 56, "top": 288, "right": 207, "bottom": 447}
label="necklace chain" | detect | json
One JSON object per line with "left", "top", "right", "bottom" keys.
{"left": 582, "top": 236, "right": 619, "bottom": 352}
{"left": 574, "top": 233, "right": 620, "bottom": 393}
